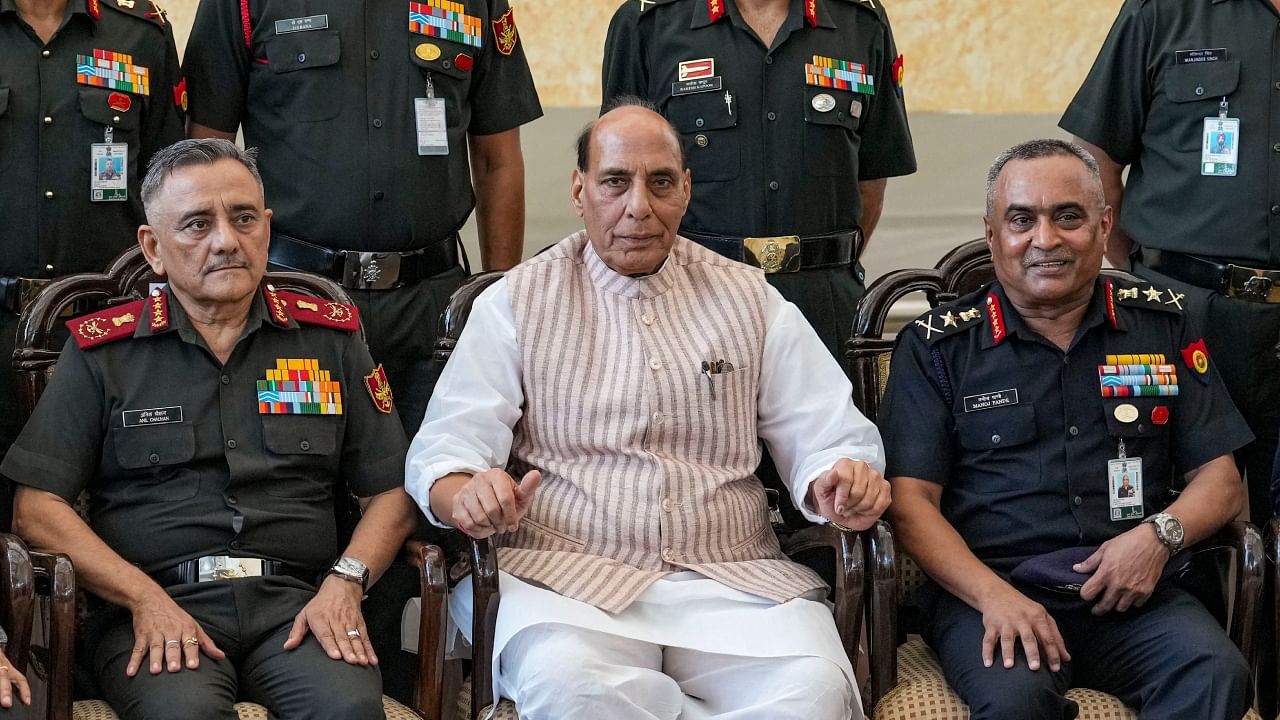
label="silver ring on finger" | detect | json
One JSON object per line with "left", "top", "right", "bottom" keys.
{"left": 346, "top": 629, "right": 361, "bottom": 639}
{"left": 165, "top": 640, "right": 180, "bottom": 647}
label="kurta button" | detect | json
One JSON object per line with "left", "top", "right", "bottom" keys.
{"left": 227, "top": 495, "right": 238, "bottom": 505}
{"left": 767, "top": 111, "right": 777, "bottom": 121}
{"left": 42, "top": 116, "right": 52, "bottom": 125}
{"left": 1194, "top": 85, "right": 1204, "bottom": 96}
{"left": 297, "top": 53, "right": 307, "bottom": 63}
{"left": 652, "top": 412, "right": 662, "bottom": 424}
{"left": 44, "top": 191, "right": 54, "bottom": 199}
{"left": 991, "top": 434, "right": 1001, "bottom": 444}
{"left": 1073, "top": 496, "right": 1083, "bottom": 506}
{"left": 1068, "top": 426, "right": 1079, "bottom": 437}
{"left": 220, "top": 374, "right": 231, "bottom": 385}
{"left": 373, "top": 118, "right": 383, "bottom": 128}
{"left": 662, "top": 497, "right": 673, "bottom": 512}
{"left": 695, "top": 118, "right": 705, "bottom": 128}
{"left": 300, "top": 440, "right": 311, "bottom": 451}
{"left": 226, "top": 439, "right": 238, "bottom": 450}
{"left": 768, "top": 181, "right": 779, "bottom": 191}
{"left": 648, "top": 358, "right": 662, "bottom": 370}
{"left": 148, "top": 453, "right": 159, "bottom": 464}
{"left": 662, "top": 547, "right": 673, "bottom": 560}
{"left": 369, "top": 49, "right": 380, "bottom": 60}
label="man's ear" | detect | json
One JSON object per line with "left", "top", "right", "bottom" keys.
{"left": 569, "top": 168, "right": 586, "bottom": 218}
{"left": 138, "top": 226, "right": 165, "bottom": 277}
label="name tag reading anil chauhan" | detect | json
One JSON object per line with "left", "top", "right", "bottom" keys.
{"left": 962, "top": 389, "right": 1019, "bottom": 413}
{"left": 122, "top": 406, "right": 183, "bottom": 427}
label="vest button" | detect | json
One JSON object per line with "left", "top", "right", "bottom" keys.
{"left": 641, "top": 314, "right": 654, "bottom": 325}
{"left": 662, "top": 547, "right": 673, "bottom": 561}
{"left": 652, "top": 412, "right": 662, "bottom": 424}
{"left": 662, "top": 498, "right": 673, "bottom": 512}
{"left": 648, "top": 358, "right": 662, "bottom": 370}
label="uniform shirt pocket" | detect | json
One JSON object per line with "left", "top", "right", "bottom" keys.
{"left": 1164, "top": 61, "right": 1240, "bottom": 151}
{"left": 666, "top": 91, "right": 740, "bottom": 182}
{"left": 802, "top": 86, "right": 858, "bottom": 178}
{"left": 78, "top": 87, "right": 142, "bottom": 132}
{"left": 259, "top": 31, "right": 343, "bottom": 122}
{"left": 262, "top": 415, "right": 338, "bottom": 456}
{"left": 262, "top": 415, "right": 339, "bottom": 499}
{"left": 110, "top": 423, "right": 200, "bottom": 502}
{"left": 954, "top": 403, "right": 1040, "bottom": 494}
{"left": 1102, "top": 398, "right": 1171, "bottom": 439}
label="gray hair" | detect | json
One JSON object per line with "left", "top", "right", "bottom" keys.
{"left": 141, "top": 138, "right": 263, "bottom": 221}
{"left": 578, "top": 95, "right": 685, "bottom": 172}
{"left": 985, "top": 138, "right": 1103, "bottom": 218}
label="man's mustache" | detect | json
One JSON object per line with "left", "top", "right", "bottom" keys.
{"left": 1023, "top": 250, "right": 1074, "bottom": 268}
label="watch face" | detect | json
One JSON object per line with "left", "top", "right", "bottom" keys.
{"left": 1163, "top": 518, "right": 1185, "bottom": 543}
{"left": 336, "top": 557, "right": 367, "bottom": 577}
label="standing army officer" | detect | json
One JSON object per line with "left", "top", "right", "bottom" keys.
{"left": 601, "top": 0, "right": 916, "bottom": 356}
{"left": 0, "top": 0, "right": 185, "bottom": 518}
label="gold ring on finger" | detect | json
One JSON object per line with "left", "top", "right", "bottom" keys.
{"left": 183, "top": 637, "right": 199, "bottom": 647}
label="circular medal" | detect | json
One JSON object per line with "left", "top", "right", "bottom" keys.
{"left": 415, "top": 43, "right": 442, "bottom": 62}
{"left": 1113, "top": 403, "right": 1139, "bottom": 423}
{"left": 811, "top": 93, "right": 836, "bottom": 113}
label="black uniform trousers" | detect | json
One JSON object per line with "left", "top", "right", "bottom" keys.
{"left": 921, "top": 583, "right": 1250, "bottom": 720}
{"left": 92, "top": 578, "right": 382, "bottom": 720}
{"left": 343, "top": 266, "right": 467, "bottom": 703}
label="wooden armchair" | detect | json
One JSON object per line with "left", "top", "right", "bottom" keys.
{"left": 848, "top": 239, "right": 1266, "bottom": 720}
{"left": 9, "top": 245, "right": 439, "bottom": 720}
{"left": 424, "top": 271, "right": 869, "bottom": 720}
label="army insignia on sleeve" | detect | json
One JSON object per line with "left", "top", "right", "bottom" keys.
{"left": 173, "top": 77, "right": 188, "bottom": 112}
{"left": 892, "top": 55, "right": 904, "bottom": 97}
{"left": 493, "top": 9, "right": 519, "bottom": 56}
{"left": 1180, "top": 339, "right": 1210, "bottom": 375}
{"left": 364, "top": 364, "right": 395, "bottom": 414}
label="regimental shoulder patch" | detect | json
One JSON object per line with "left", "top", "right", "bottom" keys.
{"left": 364, "top": 363, "right": 395, "bottom": 414}
{"left": 492, "top": 8, "right": 519, "bottom": 56}
{"left": 279, "top": 290, "right": 360, "bottom": 332}
{"left": 67, "top": 299, "right": 143, "bottom": 350}
{"left": 1180, "top": 338, "right": 1212, "bottom": 378}
{"left": 1111, "top": 279, "right": 1185, "bottom": 314}
{"left": 172, "top": 76, "right": 188, "bottom": 113}
{"left": 912, "top": 304, "right": 984, "bottom": 345}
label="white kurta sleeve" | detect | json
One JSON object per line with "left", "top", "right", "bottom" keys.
{"left": 405, "top": 279, "right": 525, "bottom": 528}
{"left": 756, "top": 286, "right": 885, "bottom": 525}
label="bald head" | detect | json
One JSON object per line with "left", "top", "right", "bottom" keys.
{"left": 577, "top": 99, "right": 685, "bottom": 173}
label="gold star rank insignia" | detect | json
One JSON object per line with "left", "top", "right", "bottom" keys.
{"left": 1143, "top": 286, "right": 1163, "bottom": 302}
{"left": 941, "top": 311, "right": 958, "bottom": 328}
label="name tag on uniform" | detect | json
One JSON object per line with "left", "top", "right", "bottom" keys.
{"left": 962, "top": 388, "right": 1018, "bottom": 413}
{"left": 1174, "top": 48, "right": 1226, "bottom": 65}
{"left": 274, "top": 15, "right": 328, "bottom": 34}
{"left": 122, "top": 406, "right": 183, "bottom": 427}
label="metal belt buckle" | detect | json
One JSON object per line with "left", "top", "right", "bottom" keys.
{"left": 1226, "top": 266, "right": 1279, "bottom": 303}
{"left": 198, "top": 556, "right": 264, "bottom": 582}
{"left": 742, "top": 235, "right": 801, "bottom": 274}
{"left": 341, "top": 252, "right": 402, "bottom": 290}
{"left": 17, "top": 278, "right": 50, "bottom": 313}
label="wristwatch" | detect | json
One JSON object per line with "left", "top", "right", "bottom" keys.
{"left": 1143, "top": 512, "right": 1185, "bottom": 555}
{"left": 328, "top": 556, "right": 370, "bottom": 591}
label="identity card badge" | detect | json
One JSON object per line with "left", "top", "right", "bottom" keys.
{"left": 415, "top": 75, "right": 448, "bottom": 156}
{"left": 1108, "top": 456, "right": 1144, "bottom": 521}
{"left": 1202, "top": 106, "right": 1239, "bottom": 177}
{"left": 91, "top": 143, "right": 128, "bottom": 201}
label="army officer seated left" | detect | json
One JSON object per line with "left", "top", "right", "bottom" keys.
{"left": 1, "top": 139, "right": 417, "bottom": 720}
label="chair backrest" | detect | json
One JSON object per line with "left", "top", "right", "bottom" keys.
{"left": 10, "top": 244, "right": 362, "bottom": 720}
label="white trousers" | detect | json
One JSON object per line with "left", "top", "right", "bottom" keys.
{"left": 497, "top": 622, "right": 858, "bottom": 720}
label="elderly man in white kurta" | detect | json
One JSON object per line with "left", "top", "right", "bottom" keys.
{"left": 406, "top": 101, "right": 890, "bottom": 720}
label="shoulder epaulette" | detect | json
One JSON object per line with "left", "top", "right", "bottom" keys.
{"left": 100, "top": 0, "right": 170, "bottom": 29}
{"left": 276, "top": 289, "right": 360, "bottom": 332}
{"left": 1109, "top": 278, "right": 1185, "bottom": 314}
{"left": 911, "top": 302, "right": 986, "bottom": 345}
{"left": 66, "top": 299, "right": 144, "bottom": 350}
